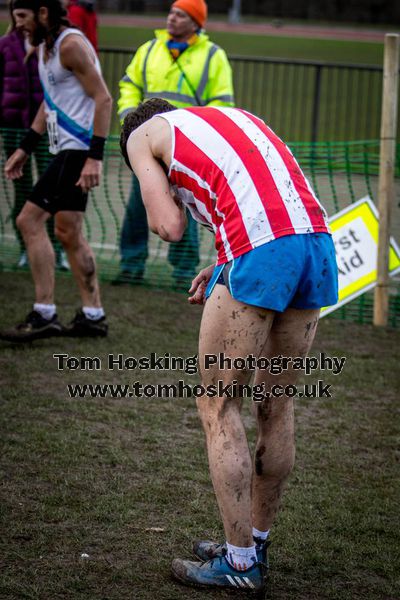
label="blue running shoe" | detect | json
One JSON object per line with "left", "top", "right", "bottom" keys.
{"left": 193, "top": 537, "right": 270, "bottom": 565}
{"left": 171, "top": 554, "right": 267, "bottom": 593}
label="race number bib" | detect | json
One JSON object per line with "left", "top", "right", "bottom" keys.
{"left": 46, "top": 110, "right": 59, "bottom": 154}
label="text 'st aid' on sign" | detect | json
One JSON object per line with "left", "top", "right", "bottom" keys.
{"left": 321, "top": 196, "right": 400, "bottom": 317}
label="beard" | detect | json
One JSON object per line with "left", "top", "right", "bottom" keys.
{"left": 31, "top": 21, "right": 48, "bottom": 47}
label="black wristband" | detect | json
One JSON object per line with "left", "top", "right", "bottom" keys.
{"left": 88, "top": 135, "right": 106, "bottom": 161}
{"left": 19, "top": 128, "right": 42, "bottom": 155}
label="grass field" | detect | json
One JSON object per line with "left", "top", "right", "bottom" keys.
{"left": 97, "top": 26, "right": 385, "bottom": 65}
{"left": 0, "top": 272, "right": 399, "bottom": 599}
{"left": 0, "top": 20, "right": 386, "bottom": 64}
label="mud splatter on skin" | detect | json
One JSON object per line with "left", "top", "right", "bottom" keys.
{"left": 255, "top": 445, "right": 266, "bottom": 475}
{"left": 256, "top": 484, "right": 283, "bottom": 519}
{"left": 304, "top": 316, "right": 319, "bottom": 339}
{"left": 84, "top": 255, "right": 95, "bottom": 278}
{"left": 263, "top": 483, "right": 283, "bottom": 521}
{"left": 200, "top": 369, "right": 218, "bottom": 385}
{"left": 84, "top": 255, "right": 96, "bottom": 293}
{"left": 257, "top": 401, "right": 272, "bottom": 422}
{"left": 230, "top": 310, "right": 242, "bottom": 320}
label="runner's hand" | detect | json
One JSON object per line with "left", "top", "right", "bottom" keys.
{"left": 76, "top": 158, "right": 103, "bottom": 193}
{"left": 188, "top": 264, "right": 215, "bottom": 305}
{"left": 5, "top": 149, "right": 28, "bottom": 180}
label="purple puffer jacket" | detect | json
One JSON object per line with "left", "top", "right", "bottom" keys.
{"left": 0, "top": 29, "right": 43, "bottom": 128}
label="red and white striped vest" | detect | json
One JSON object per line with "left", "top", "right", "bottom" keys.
{"left": 159, "top": 107, "right": 330, "bottom": 265}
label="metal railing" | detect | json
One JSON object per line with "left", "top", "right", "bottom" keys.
{"left": 99, "top": 47, "right": 392, "bottom": 142}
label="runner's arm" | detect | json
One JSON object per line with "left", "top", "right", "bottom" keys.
{"left": 127, "top": 130, "right": 187, "bottom": 242}
{"left": 30, "top": 101, "right": 47, "bottom": 135}
{"left": 60, "top": 35, "right": 112, "bottom": 191}
{"left": 4, "top": 103, "right": 47, "bottom": 179}
{"left": 60, "top": 34, "right": 112, "bottom": 138}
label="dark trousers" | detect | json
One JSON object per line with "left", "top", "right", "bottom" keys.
{"left": 120, "top": 174, "right": 200, "bottom": 280}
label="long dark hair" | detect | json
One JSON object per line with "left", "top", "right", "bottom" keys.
{"left": 10, "top": 0, "right": 71, "bottom": 50}
{"left": 7, "top": 0, "right": 17, "bottom": 33}
{"left": 43, "top": 0, "right": 70, "bottom": 51}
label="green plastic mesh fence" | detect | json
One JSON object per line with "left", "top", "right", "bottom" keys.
{"left": 0, "top": 131, "right": 399, "bottom": 327}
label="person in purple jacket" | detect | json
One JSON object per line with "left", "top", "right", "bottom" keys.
{"left": 0, "top": 3, "right": 67, "bottom": 269}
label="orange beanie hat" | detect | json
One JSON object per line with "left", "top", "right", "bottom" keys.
{"left": 171, "top": 0, "right": 208, "bottom": 28}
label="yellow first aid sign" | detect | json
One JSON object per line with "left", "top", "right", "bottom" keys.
{"left": 321, "top": 196, "right": 400, "bottom": 317}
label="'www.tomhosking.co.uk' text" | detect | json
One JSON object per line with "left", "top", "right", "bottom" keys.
{"left": 66, "top": 379, "right": 335, "bottom": 401}
{"left": 54, "top": 351, "right": 346, "bottom": 402}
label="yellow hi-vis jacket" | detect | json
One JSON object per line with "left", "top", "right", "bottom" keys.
{"left": 118, "top": 29, "right": 234, "bottom": 121}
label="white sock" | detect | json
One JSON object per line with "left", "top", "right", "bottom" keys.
{"left": 252, "top": 527, "right": 270, "bottom": 542}
{"left": 34, "top": 303, "right": 56, "bottom": 320}
{"left": 82, "top": 306, "right": 105, "bottom": 321}
{"left": 225, "top": 542, "right": 257, "bottom": 571}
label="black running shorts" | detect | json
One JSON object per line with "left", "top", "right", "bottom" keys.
{"left": 29, "top": 149, "right": 89, "bottom": 214}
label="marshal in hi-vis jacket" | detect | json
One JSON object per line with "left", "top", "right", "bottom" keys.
{"left": 118, "top": 29, "right": 234, "bottom": 121}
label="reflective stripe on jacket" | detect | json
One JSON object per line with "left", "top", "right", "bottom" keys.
{"left": 118, "top": 29, "right": 234, "bottom": 121}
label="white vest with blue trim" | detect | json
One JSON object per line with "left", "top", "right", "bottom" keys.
{"left": 38, "top": 28, "right": 100, "bottom": 153}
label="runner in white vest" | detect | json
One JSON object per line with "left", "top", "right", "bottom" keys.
{"left": 38, "top": 27, "right": 100, "bottom": 153}
{"left": 1, "top": 0, "right": 112, "bottom": 343}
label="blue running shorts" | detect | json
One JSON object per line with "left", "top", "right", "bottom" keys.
{"left": 205, "top": 233, "right": 338, "bottom": 312}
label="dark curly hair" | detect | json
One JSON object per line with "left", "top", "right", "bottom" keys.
{"left": 120, "top": 98, "right": 177, "bottom": 170}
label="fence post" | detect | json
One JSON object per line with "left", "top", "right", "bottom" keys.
{"left": 373, "top": 34, "right": 400, "bottom": 326}
{"left": 229, "top": 0, "right": 242, "bottom": 23}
